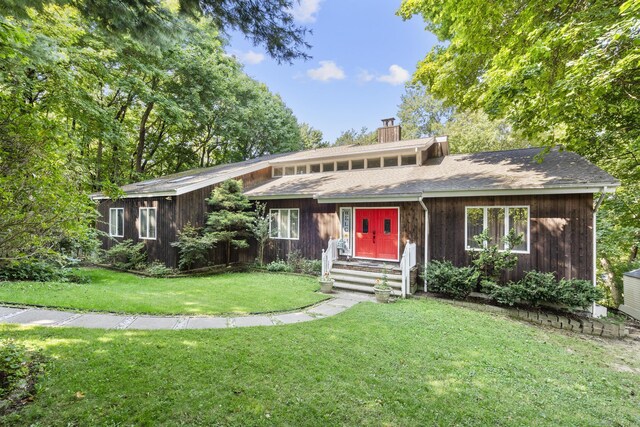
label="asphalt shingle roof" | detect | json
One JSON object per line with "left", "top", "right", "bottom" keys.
{"left": 244, "top": 148, "right": 619, "bottom": 199}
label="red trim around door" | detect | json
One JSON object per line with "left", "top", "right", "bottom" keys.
{"left": 354, "top": 208, "right": 400, "bottom": 261}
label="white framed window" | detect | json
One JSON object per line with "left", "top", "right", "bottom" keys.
{"left": 109, "top": 208, "right": 124, "bottom": 237}
{"left": 269, "top": 208, "right": 299, "bottom": 240}
{"left": 465, "top": 206, "right": 530, "bottom": 253}
{"left": 139, "top": 207, "right": 157, "bottom": 240}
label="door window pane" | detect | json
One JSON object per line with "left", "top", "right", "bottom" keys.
{"left": 383, "top": 218, "right": 391, "bottom": 234}
{"left": 362, "top": 218, "right": 369, "bottom": 234}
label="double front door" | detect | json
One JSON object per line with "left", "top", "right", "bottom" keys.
{"left": 354, "top": 208, "right": 399, "bottom": 261}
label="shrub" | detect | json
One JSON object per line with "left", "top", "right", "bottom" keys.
{"left": 286, "top": 250, "right": 305, "bottom": 272}
{"left": 424, "top": 260, "right": 479, "bottom": 299}
{"left": 556, "top": 278, "right": 603, "bottom": 309}
{"left": 301, "top": 259, "right": 322, "bottom": 275}
{"left": 0, "top": 340, "right": 46, "bottom": 415}
{"left": 144, "top": 261, "right": 175, "bottom": 277}
{"left": 470, "top": 229, "right": 523, "bottom": 281}
{"left": 171, "top": 224, "right": 214, "bottom": 271}
{"left": 0, "top": 258, "right": 66, "bottom": 282}
{"left": 101, "top": 240, "right": 146, "bottom": 270}
{"left": 266, "top": 260, "right": 292, "bottom": 272}
{"left": 64, "top": 269, "right": 91, "bottom": 284}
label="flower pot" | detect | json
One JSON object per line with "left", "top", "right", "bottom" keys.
{"left": 319, "top": 279, "right": 334, "bottom": 294}
{"left": 374, "top": 287, "right": 392, "bottom": 303}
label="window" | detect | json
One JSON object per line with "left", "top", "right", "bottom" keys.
{"left": 384, "top": 156, "right": 398, "bottom": 167}
{"left": 310, "top": 164, "right": 321, "bottom": 173}
{"left": 269, "top": 209, "right": 299, "bottom": 240}
{"left": 351, "top": 159, "right": 365, "bottom": 169}
{"left": 284, "top": 166, "right": 295, "bottom": 175}
{"left": 367, "top": 158, "right": 381, "bottom": 168}
{"left": 322, "top": 162, "right": 335, "bottom": 172}
{"left": 296, "top": 165, "right": 307, "bottom": 175}
{"left": 465, "top": 206, "right": 529, "bottom": 252}
{"left": 273, "top": 167, "right": 283, "bottom": 177}
{"left": 362, "top": 218, "right": 369, "bottom": 233}
{"left": 109, "top": 208, "right": 124, "bottom": 237}
{"left": 336, "top": 161, "right": 349, "bottom": 171}
{"left": 139, "top": 207, "right": 157, "bottom": 240}
{"left": 383, "top": 218, "right": 391, "bottom": 234}
{"left": 401, "top": 155, "right": 417, "bottom": 165}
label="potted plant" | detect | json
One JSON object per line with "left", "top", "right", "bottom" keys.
{"left": 373, "top": 268, "right": 392, "bottom": 303}
{"left": 319, "top": 272, "right": 334, "bottom": 294}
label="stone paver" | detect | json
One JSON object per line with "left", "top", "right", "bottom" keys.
{"left": 64, "top": 313, "right": 131, "bottom": 329}
{"left": 308, "top": 304, "right": 347, "bottom": 317}
{"left": 185, "top": 317, "right": 228, "bottom": 329}
{"left": 232, "top": 316, "right": 274, "bottom": 327}
{"left": 0, "top": 307, "right": 25, "bottom": 319}
{"left": 273, "top": 312, "right": 315, "bottom": 324}
{"left": 127, "top": 316, "right": 180, "bottom": 330}
{"left": 0, "top": 290, "right": 376, "bottom": 330}
{"left": 2, "top": 309, "right": 75, "bottom": 326}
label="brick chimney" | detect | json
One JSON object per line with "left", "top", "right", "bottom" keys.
{"left": 377, "top": 117, "right": 401, "bottom": 143}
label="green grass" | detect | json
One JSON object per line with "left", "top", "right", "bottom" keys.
{"left": 0, "top": 269, "right": 327, "bottom": 315}
{"left": 1, "top": 300, "right": 639, "bottom": 426}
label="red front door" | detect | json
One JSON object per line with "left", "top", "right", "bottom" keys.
{"left": 354, "top": 208, "right": 399, "bottom": 261}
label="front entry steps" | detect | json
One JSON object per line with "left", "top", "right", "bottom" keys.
{"left": 329, "top": 260, "right": 417, "bottom": 296}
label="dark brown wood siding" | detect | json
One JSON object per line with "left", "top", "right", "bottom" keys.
{"left": 96, "top": 197, "right": 178, "bottom": 266}
{"left": 424, "top": 194, "right": 593, "bottom": 281}
{"left": 262, "top": 199, "right": 426, "bottom": 265}
{"left": 97, "top": 166, "right": 272, "bottom": 268}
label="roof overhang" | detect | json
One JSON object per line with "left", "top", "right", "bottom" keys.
{"left": 420, "top": 184, "right": 618, "bottom": 199}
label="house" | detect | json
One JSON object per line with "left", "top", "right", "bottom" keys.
{"left": 92, "top": 118, "right": 619, "bottom": 299}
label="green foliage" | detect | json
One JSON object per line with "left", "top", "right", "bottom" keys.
{"left": 334, "top": 127, "right": 377, "bottom": 146}
{"left": 0, "top": 339, "right": 45, "bottom": 415}
{"left": 299, "top": 123, "right": 327, "bottom": 149}
{"left": 265, "top": 260, "right": 293, "bottom": 272}
{"left": 0, "top": 258, "right": 67, "bottom": 283}
{"left": 424, "top": 260, "right": 479, "bottom": 299}
{"left": 249, "top": 202, "right": 270, "bottom": 267}
{"left": 485, "top": 271, "right": 603, "bottom": 310}
{"left": 171, "top": 224, "right": 214, "bottom": 271}
{"left": 470, "top": 229, "right": 522, "bottom": 281}
{"left": 397, "top": 83, "right": 452, "bottom": 139}
{"left": 399, "top": 0, "right": 640, "bottom": 299}
{"left": 205, "top": 180, "right": 254, "bottom": 265}
{"left": 144, "top": 261, "right": 175, "bottom": 278}
{"left": 101, "top": 240, "right": 146, "bottom": 270}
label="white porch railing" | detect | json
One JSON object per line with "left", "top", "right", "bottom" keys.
{"left": 321, "top": 238, "right": 339, "bottom": 277}
{"left": 400, "top": 240, "right": 417, "bottom": 298}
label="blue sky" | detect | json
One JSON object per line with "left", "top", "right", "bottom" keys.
{"left": 228, "top": 1, "right": 438, "bottom": 143}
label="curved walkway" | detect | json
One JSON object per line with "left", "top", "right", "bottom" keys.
{"left": 0, "top": 291, "right": 375, "bottom": 330}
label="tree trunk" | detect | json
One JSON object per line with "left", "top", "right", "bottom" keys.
{"left": 226, "top": 240, "right": 231, "bottom": 266}
{"left": 600, "top": 257, "right": 622, "bottom": 307}
{"left": 136, "top": 101, "right": 154, "bottom": 174}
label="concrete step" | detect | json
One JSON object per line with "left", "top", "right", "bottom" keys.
{"left": 331, "top": 273, "right": 402, "bottom": 289}
{"left": 333, "top": 281, "right": 402, "bottom": 296}
{"left": 330, "top": 268, "right": 402, "bottom": 281}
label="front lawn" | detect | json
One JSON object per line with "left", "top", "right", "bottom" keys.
{"left": 0, "top": 268, "right": 327, "bottom": 315}
{"left": 1, "top": 300, "right": 639, "bottom": 426}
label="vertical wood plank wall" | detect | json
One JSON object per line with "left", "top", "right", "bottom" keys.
{"left": 424, "top": 194, "right": 594, "bottom": 281}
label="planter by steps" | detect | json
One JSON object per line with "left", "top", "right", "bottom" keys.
{"left": 373, "top": 286, "right": 392, "bottom": 303}
{"left": 319, "top": 278, "right": 334, "bottom": 294}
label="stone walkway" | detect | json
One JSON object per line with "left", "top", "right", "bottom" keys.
{"left": 0, "top": 291, "right": 375, "bottom": 330}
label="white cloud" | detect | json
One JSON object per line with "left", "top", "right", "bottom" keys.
{"left": 357, "top": 69, "right": 374, "bottom": 83}
{"left": 237, "top": 50, "right": 265, "bottom": 65}
{"left": 290, "top": 0, "right": 323, "bottom": 23}
{"left": 307, "top": 60, "right": 346, "bottom": 82}
{"left": 377, "top": 64, "right": 410, "bottom": 86}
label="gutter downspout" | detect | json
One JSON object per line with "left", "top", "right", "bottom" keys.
{"left": 419, "top": 196, "right": 428, "bottom": 292}
{"left": 592, "top": 187, "right": 608, "bottom": 318}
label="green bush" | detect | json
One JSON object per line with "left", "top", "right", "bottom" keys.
{"left": 171, "top": 223, "right": 214, "bottom": 271}
{"left": 0, "top": 258, "right": 66, "bottom": 282}
{"left": 556, "top": 278, "right": 603, "bottom": 309}
{"left": 266, "top": 260, "right": 293, "bottom": 272}
{"left": 424, "top": 260, "right": 479, "bottom": 299}
{"left": 101, "top": 240, "right": 147, "bottom": 270}
{"left": 301, "top": 259, "right": 322, "bottom": 275}
{"left": 485, "top": 271, "right": 603, "bottom": 310}
{"left": 0, "top": 340, "right": 46, "bottom": 414}
{"left": 144, "top": 261, "right": 175, "bottom": 277}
